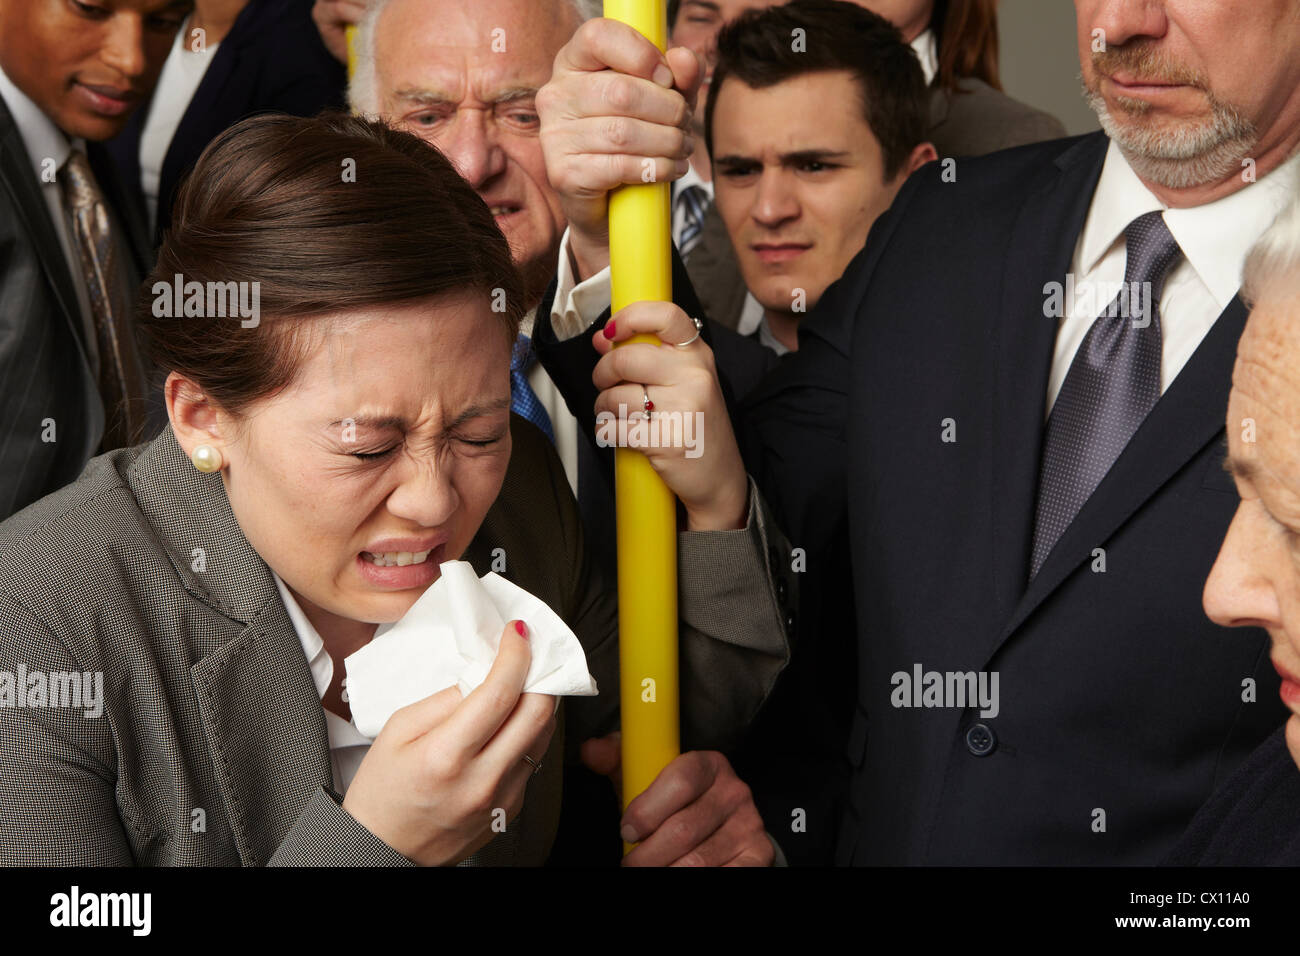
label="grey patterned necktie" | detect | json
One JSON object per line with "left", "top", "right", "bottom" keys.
{"left": 60, "top": 149, "right": 149, "bottom": 450}
{"left": 675, "top": 183, "right": 708, "bottom": 258}
{"left": 1029, "top": 211, "right": 1183, "bottom": 578}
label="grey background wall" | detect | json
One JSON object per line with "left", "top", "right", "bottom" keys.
{"left": 997, "top": 0, "right": 1101, "bottom": 137}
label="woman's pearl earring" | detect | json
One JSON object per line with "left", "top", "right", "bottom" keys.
{"left": 191, "top": 445, "right": 223, "bottom": 473}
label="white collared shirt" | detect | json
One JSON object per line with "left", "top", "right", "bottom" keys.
{"left": 0, "top": 62, "right": 97, "bottom": 373}
{"left": 910, "top": 28, "right": 939, "bottom": 87}
{"left": 1046, "top": 140, "right": 1300, "bottom": 415}
{"left": 271, "top": 571, "right": 373, "bottom": 796}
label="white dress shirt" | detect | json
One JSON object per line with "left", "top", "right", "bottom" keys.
{"left": 1046, "top": 140, "right": 1300, "bottom": 416}
{"left": 138, "top": 15, "right": 219, "bottom": 234}
{"left": 271, "top": 571, "right": 373, "bottom": 796}
{"left": 910, "top": 28, "right": 939, "bottom": 87}
{"left": 0, "top": 63, "right": 97, "bottom": 374}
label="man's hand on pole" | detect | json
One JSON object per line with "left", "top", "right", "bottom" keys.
{"left": 538, "top": 18, "right": 704, "bottom": 282}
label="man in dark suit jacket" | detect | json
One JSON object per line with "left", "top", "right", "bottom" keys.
{"left": 679, "top": 0, "right": 1068, "bottom": 334}
{"left": 0, "top": 0, "right": 180, "bottom": 520}
{"left": 533, "top": 0, "right": 1300, "bottom": 863}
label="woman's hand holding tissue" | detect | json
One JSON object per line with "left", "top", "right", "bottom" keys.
{"left": 581, "top": 735, "right": 774, "bottom": 867}
{"left": 592, "top": 302, "right": 750, "bottom": 532}
{"left": 340, "top": 620, "right": 557, "bottom": 866}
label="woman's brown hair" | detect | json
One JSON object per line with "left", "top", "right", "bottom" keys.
{"left": 933, "top": 0, "right": 1002, "bottom": 93}
{"left": 137, "top": 111, "right": 525, "bottom": 416}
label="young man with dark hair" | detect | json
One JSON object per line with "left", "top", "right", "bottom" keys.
{"left": 702, "top": 0, "right": 935, "bottom": 352}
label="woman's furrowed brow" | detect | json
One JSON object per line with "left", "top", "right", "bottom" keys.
{"left": 326, "top": 415, "right": 406, "bottom": 431}
{"left": 448, "top": 398, "right": 511, "bottom": 429}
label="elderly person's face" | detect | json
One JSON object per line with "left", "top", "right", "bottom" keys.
{"left": 195, "top": 294, "right": 512, "bottom": 632}
{"left": 372, "top": 0, "right": 575, "bottom": 293}
{"left": 1204, "top": 291, "right": 1300, "bottom": 769}
{"left": 1075, "top": 0, "right": 1300, "bottom": 190}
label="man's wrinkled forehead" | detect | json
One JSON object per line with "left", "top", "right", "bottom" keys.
{"left": 377, "top": 0, "right": 574, "bottom": 103}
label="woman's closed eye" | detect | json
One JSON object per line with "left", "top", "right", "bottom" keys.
{"left": 351, "top": 445, "right": 399, "bottom": 461}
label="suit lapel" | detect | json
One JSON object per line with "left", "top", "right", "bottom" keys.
{"left": 1001, "top": 296, "right": 1246, "bottom": 640}
{"left": 0, "top": 99, "right": 93, "bottom": 369}
{"left": 157, "top": 3, "right": 257, "bottom": 238}
{"left": 191, "top": 607, "right": 334, "bottom": 866}
{"left": 987, "top": 133, "right": 1108, "bottom": 622}
{"left": 129, "top": 426, "right": 333, "bottom": 865}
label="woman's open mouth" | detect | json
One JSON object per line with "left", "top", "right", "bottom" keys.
{"left": 355, "top": 544, "right": 446, "bottom": 589}
{"left": 361, "top": 548, "right": 434, "bottom": 567}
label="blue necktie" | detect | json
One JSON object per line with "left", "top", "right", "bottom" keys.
{"left": 1029, "top": 211, "right": 1183, "bottom": 578}
{"left": 510, "top": 333, "right": 555, "bottom": 444}
{"left": 675, "top": 183, "right": 709, "bottom": 259}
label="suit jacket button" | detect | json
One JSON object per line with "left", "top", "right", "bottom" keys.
{"left": 776, "top": 578, "right": 788, "bottom": 604}
{"left": 965, "top": 722, "right": 996, "bottom": 757}
{"left": 784, "top": 610, "right": 796, "bottom": 633}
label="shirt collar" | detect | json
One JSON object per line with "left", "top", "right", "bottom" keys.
{"left": 910, "top": 29, "right": 939, "bottom": 87}
{"left": 518, "top": 305, "right": 538, "bottom": 340}
{"left": 0, "top": 61, "right": 79, "bottom": 178}
{"left": 1078, "top": 139, "right": 1300, "bottom": 310}
{"left": 270, "top": 571, "right": 373, "bottom": 746}
{"left": 270, "top": 570, "right": 328, "bottom": 696}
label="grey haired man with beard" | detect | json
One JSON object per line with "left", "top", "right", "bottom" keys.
{"left": 727, "top": 0, "right": 1300, "bottom": 863}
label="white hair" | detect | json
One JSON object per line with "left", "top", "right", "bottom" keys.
{"left": 349, "top": 0, "right": 600, "bottom": 117}
{"left": 1243, "top": 191, "right": 1300, "bottom": 308}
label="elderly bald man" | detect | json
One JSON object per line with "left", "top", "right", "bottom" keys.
{"left": 1173, "top": 196, "right": 1300, "bottom": 865}
{"left": 348, "top": 0, "right": 609, "bottom": 530}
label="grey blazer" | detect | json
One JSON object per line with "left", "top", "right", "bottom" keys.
{"left": 927, "top": 77, "right": 1067, "bottom": 160}
{"left": 0, "top": 417, "right": 794, "bottom": 865}
{"left": 686, "top": 80, "right": 1068, "bottom": 332}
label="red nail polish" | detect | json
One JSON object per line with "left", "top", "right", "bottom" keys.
{"left": 603, "top": 320, "right": 617, "bottom": 340}
{"left": 515, "top": 620, "right": 528, "bottom": 638}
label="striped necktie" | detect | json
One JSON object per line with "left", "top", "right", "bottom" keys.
{"left": 510, "top": 333, "right": 555, "bottom": 444}
{"left": 1029, "top": 211, "right": 1184, "bottom": 578}
{"left": 60, "top": 149, "right": 149, "bottom": 450}
{"left": 675, "top": 183, "right": 709, "bottom": 259}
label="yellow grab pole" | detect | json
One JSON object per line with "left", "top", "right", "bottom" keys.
{"left": 603, "top": 0, "right": 681, "bottom": 846}
{"left": 345, "top": 24, "right": 359, "bottom": 100}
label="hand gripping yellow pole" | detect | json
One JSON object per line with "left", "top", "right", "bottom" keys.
{"left": 603, "top": 0, "right": 681, "bottom": 847}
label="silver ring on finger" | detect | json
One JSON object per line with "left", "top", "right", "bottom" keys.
{"left": 522, "top": 754, "right": 543, "bottom": 776}
{"left": 641, "top": 385, "right": 654, "bottom": 415}
{"left": 673, "top": 315, "right": 704, "bottom": 349}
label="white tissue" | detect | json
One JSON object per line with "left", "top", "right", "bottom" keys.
{"left": 344, "top": 561, "right": 597, "bottom": 738}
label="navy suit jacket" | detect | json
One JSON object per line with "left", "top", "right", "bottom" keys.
{"left": 106, "top": 0, "right": 345, "bottom": 247}
{"left": 745, "top": 130, "right": 1286, "bottom": 864}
